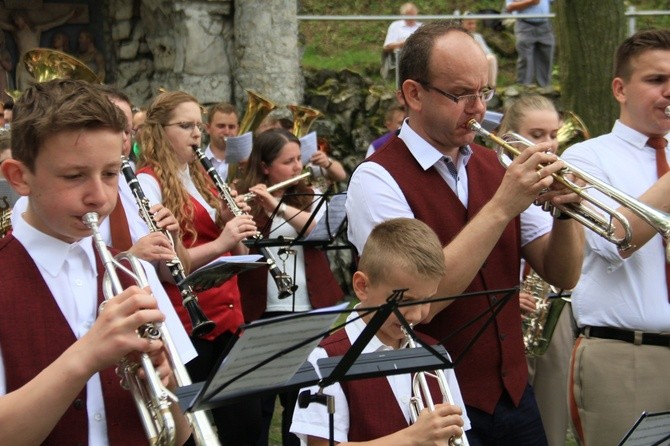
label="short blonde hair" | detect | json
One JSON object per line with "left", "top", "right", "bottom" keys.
{"left": 359, "top": 218, "right": 445, "bottom": 286}
{"left": 498, "top": 95, "right": 558, "bottom": 135}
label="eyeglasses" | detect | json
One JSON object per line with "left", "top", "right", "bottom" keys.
{"left": 417, "top": 81, "right": 494, "bottom": 105}
{"left": 164, "top": 121, "right": 205, "bottom": 132}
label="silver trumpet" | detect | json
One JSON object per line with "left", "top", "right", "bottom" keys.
{"left": 83, "top": 212, "right": 220, "bottom": 446}
{"left": 468, "top": 119, "right": 670, "bottom": 260}
{"left": 401, "top": 325, "right": 468, "bottom": 446}
{"left": 241, "top": 171, "right": 311, "bottom": 203}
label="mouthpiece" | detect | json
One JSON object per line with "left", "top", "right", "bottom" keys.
{"left": 665, "top": 106, "right": 670, "bottom": 118}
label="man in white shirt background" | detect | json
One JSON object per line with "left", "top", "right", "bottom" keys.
{"left": 204, "top": 102, "right": 240, "bottom": 180}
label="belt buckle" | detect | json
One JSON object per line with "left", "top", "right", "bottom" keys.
{"left": 633, "top": 331, "right": 643, "bottom": 346}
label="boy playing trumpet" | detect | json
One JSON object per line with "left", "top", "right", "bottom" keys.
{"left": 291, "top": 218, "right": 469, "bottom": 445}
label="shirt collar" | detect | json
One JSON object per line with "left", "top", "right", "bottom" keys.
{"left": 398, "top": 120, "right": 473, "bottom": 170}
{"left": 612, "top": 120, "right": 668, "bottom": 152}
{"left": 11, "top": 207, "right": 97, "bottom": 278}
{"left": 344, "top": 304, "right": 396, "bottom": 353}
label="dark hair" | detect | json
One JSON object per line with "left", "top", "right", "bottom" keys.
{"left": 11, "top": 79, "right": 126, "bottom": 171}
{"left": 614, "top": 29, "right": 670, "bottom": 81}
{"left": 399, "top": 20, "right": 467, "bottom": 86}
{"left": 237, "top": 128, "right": 312, "bottom": 217}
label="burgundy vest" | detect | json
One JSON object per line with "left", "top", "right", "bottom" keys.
{"left": 321, "top": 328, "right": 442, "bottom": 442}
{"left": 237, "top": 209, "right": 344, "bottom": 323}
{"left": 0, "top": 235, "right": 146, "bottom": 445}
{"left": 369, "top": 136, "right": 527, "bottom": 414}
{"left": 137, "top": 166, "right": 244, "bottom": 340}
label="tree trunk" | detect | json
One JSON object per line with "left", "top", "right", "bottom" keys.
{"left": 555, "top": 0, "right": 626, "bottom": 138}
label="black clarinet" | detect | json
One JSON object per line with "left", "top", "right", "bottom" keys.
{"left": 192, "top": 146, "right": 298, "bottom": 299}
{"left": 120, "top": 157, "right": 216, "bottom": 337}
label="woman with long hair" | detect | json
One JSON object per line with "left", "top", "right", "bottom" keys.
{"left": 236, "top": 128, "right": 344, "bottom": 446}
{"left": 135, "top": 90, "right": 261, "bottom": 445}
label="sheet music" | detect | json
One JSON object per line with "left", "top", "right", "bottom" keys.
{"left": 619, "top": 411, "right": 670, "bottom": 446}
{"left": 225, "top": 132, "right": 254, "bottom": 164}
{"left": 303, "top": 193, "right": 347, "bottom": 242}
{"left": 201, "top": 302, "right": 349, "bottom": 401}
{"left": 300, "top": 131, "right": 318, "bottom": 165}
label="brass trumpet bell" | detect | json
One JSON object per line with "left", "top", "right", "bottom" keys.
{"left": 557, "top": 110, "right": 590, "bottom": 154}
{"left": 288, "top": 104, "right": 323, "bottom": 137}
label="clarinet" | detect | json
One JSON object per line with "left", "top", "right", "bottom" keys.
{"left": 120, "top": 157, "right": 216, "bottom": 337}
{"left": 192, "top": 146, "right": 298, "bottom": 299}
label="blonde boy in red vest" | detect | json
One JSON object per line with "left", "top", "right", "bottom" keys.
{"left": 291, "top": 218, "right": 470, "bottom": 445}
{"left": 0, "top": 79, "right": 195, "bottom": 445}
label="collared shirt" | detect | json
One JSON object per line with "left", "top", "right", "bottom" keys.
{"left": 383, "top": 20, "right": 422, "bottom": 48}
{"left": 290, "top": 308, "right": 470, "bottom": 443}
{"left": 346, "top": 120, "right": 552, "bottom": 254}
{"left": 204, "top": 144, "right": 229, "bottom": 181}
{"left": 0, "top": 210, "right": 196, "bottom": 446}
{"left": 562, "top": 120, "right": 670, "bottom": 332}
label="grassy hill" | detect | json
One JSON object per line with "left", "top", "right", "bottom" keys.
{"left": 298, "top": 1, "right": 670, "bottom": 87}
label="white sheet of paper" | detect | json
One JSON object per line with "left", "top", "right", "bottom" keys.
{"left": 300, "top": 131, "right": 318, "bottom": 165}
{"left": 303, "top": 193, "right": 347, "bottom": 242}
{"left": 225, "top": 132, "right": 254, "bottom": 164}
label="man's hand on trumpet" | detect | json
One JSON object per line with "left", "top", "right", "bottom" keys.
{"left": 491, "top": 143, "right": 565, "bottom": 220}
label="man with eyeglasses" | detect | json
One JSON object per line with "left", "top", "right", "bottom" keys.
{"left": 204, "top": 102, "right": 239, "bottom": 180}
{"left": 345, "top": 21, "right": 584, "bottom": 445}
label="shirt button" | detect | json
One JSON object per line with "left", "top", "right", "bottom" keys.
{"left": 75, "top": 279, "right": 83, "bottom": 287}
{"left": 94, "top": 413, "right": 103, "bottom": 421}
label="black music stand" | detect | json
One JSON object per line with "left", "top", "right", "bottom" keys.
{"left": 618, "top": 411, "right": 670, "bottom": 446}
{"left": 177, "top": 254, "right": 266, "bottom": 292}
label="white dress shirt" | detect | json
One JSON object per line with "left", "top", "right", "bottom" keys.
{"left": 346, "top": 120, "right": 553, "bottom": 255}
{"left": 290, "top": 308, "right": 470, "bottom": 443}
{"left": 561, "top": 120, "right": 670, "bottom": 332}
{"left": 205, "top": 144, "right": 229, "bottom": 181}
{"left": 0, "top": 210, "right": 196, "bottom": 446}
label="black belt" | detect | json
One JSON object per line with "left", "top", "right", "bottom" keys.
{"left": 581, "top": 326, "right": 670, "bottom": 347}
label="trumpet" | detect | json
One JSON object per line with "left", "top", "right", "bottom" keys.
{"left": 84, "top": 212, "right": 177, "bottom": 445}
{"left": 84, "top": 212, "right": 221, "bottom": 446}
{"left": 120, "top": 156, "right": 216, "bottom": 337}
{"left": 468, "top": 119, "right": 670, "bottom": 260}
{"left": 241, "top": 171, "right": 311, "bottom": 203}
{"left": 401, "top": 325, "right": 468, "bottom": 446}
{"left": 193, "top": 145, "right": 298, "bottom": 299}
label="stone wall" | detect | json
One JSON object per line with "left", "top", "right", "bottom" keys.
{"left": 105, "top": 0, "right": 303, "bottom": 109}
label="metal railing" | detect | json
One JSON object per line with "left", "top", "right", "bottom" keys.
{"left": 298, "top": 7, "right": 670, "bottom": 36}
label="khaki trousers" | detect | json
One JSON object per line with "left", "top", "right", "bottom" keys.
{"left": 569, "top": 335, "right": 670, "bottom": 446}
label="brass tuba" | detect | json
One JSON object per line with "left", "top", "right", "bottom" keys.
{"left": 226, "top": 90, "right": 277, "bottom": 182}
{"left": 557, "top": 110, "right": 590, "bottom": 155}
{"left": 6, "top": 48, "right": 100, "bottom": 100}
{"left": 238, "top": 89, "right": 277, "bottom": 135}
{"left": 288, "top": 104, "right": 323, "bottom": 138}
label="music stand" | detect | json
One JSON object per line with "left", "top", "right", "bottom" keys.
{"left": 177, "top": 254, "right": 267, "bottom": 293}
{"left": 618, "top": 411, "right": 670, "bottom": 446}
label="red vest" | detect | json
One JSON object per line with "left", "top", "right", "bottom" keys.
{"left": 137, "top": 167, "right": 244, "bottom": 340}
{"left": 0, "top": 235, "right": 146, "bottom": 445}
{"left": 321, "top": 328, "right": 442, "bottom": 442}
{"left": 369, "top": 136, "right": 527, "bottom": 414}
{"left": 237, "top": 208, "right": 344, "bottom": 323}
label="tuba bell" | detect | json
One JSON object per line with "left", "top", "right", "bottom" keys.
{"left": 288, "top": 104, "right": 323, "bottom": 138}
{"left": 238, "top": 89, "right": 277, "bottom": 135}
{"left": 6, "top": 48, "right": 100, "bottom": 100}
{"left": 557, "top": 110, "right": 590, "bottom": 155}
